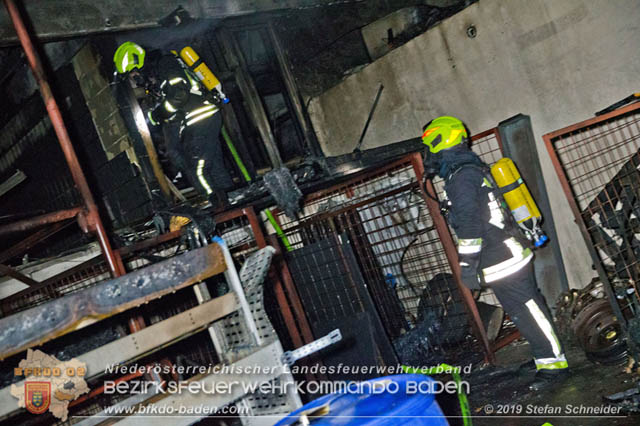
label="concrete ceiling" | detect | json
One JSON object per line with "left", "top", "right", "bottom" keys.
{"left": 0, "top": 0, "right": 468, "bottom": 46}
{"left": 0, "top": 0, "right": 365, "bottom": 46}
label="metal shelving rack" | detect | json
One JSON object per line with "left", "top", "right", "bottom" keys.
{"left": 93, "top": 238, "right": 302, "bottom": 426}
{"left": 0, "top": 238, "right": 302, "bottom": 425}
{"left": 117, "top": 238, "right": 302, "bottom": 426}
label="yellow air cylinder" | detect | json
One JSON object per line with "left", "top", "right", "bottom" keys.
{"left": 491, "top": 158, "right": 540, "bottom": 223}
{"left": 180, "top": 46, "right": 220, "bottom": 91}
{"left": 491, "top": 158, "right": 548, "bottom": 247}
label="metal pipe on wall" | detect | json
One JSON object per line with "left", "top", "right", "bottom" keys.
{"left": 3, "top": 0, "right": 124, "bottom": 277}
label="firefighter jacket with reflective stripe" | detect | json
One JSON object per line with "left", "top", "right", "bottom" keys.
{"left": 444, "top": 163, "right": 532, "bottom": 287}
{"left": 147, "top": 54, "right": 218, "bottom": 127}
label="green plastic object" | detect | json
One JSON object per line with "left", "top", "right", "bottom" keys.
{"left": 222, "top": 126, "right": 251, "bottom": 183}
{"left": 221, "top": 126, "right": 292, "bottom": 251}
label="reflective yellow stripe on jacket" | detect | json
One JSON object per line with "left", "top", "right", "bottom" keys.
{"left": 185, "top": 103, "right": 218, "bottom": 126}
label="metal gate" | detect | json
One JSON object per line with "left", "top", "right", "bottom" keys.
{"left": 544, "top": 102, "right": 640, "bottom": 352}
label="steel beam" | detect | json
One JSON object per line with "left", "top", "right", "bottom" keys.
{"left": 0, "top": 207, "right": 81, "bottom": 236}
{"left": 268, "top": 21, "right": 323, "bottom": 157}
{"left": 0, "top": 244, "right": 226, "bottom": 360}
{"left": 0, "top": 0, "right": 359, "bottom": 46}
{"left": 0, "top": 292, "right": 238, "bottom": 420}
{"left": 0, "top": 220, "right": 74, "bottom": 264}
{"left": 4, "top": 0, "right": 124, "bottom": 277}
{"left": 218, "top": 28, "right": 283, "bottom": 169}
{"left": 0, "top": 169, "right": 26, "bottom": 198}
{"left": 0, "top": 264, "right": 38, "bottom": 287}
{"left": 0, "top": 230, "right": 184, "bottom": 314}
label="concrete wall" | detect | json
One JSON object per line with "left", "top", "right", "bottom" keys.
{"left": 307, "top": 0, "right": 640, "bottom": 290}
{"left": 361, "top": 7, "right": 423, "bottom": 60}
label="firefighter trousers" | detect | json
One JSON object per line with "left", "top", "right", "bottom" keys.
{"left": 181, "top": 112, "right": 233, "bottom": 198}
{"left": 490, "top": 263, "right": 568, "bottom": 371}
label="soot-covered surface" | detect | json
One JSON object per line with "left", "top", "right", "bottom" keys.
{"left": 458, "top": 340, "right": 640, "bottom": 426}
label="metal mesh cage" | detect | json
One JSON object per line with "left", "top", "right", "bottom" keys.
{"left": 271, "top": 156, "right": 487, "bottom": 365}
{"left": 544, "top": 103, "right": 640, "bottom": 329}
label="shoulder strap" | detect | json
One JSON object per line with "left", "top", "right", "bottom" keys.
{"left": 446, "top": 161, "right": 490, "bottom": 183}
{"left": 450, "top": 162, "right": 532, "bottom": 246}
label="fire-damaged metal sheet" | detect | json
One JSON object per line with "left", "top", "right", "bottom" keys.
{"left": 0, "top": 244, "right": 226, "bottom": 360}
{"left": 264, "top": 167, "right": 303, "bottom": 219}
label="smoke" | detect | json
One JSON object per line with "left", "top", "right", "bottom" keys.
{"left": 112, "top": 17, "right": 221, "bottom": 53}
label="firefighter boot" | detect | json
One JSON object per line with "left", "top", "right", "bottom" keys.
{"left": 528, "top": 368, "right": 570, "bottom": 391}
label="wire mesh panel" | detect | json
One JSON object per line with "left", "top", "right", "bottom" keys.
{"left": 272, "top": 157, "right": 488, "bottom": 366}
{"left": 0, "top": 210, "right": 262, "bottom": 317}
{"left": 0, "top": 237, "right": 186, "bottom": 316}
{"left": 544, "top": 103, "right": 640, "bottom": 335}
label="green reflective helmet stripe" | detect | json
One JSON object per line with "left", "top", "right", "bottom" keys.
{"left": 114, "top": 42, "right": 146, "bottom": 74}
{"left": 421, "top": 116, "right": 468, "bottom": 153}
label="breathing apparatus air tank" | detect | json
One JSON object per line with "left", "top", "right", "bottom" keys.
{"left": 180, "top": 47, "right": 229, "bottom": 106}
{"left": 490, "top": 158, "right": 548, "bottom": 248}
{"left": 180, "top": 46, "right": 221, "bottom": 92}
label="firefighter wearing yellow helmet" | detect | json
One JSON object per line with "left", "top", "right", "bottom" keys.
{"left": 113, "top": 41, "right": 231, "bottom": 208}
{"left": 421, "top": 116, "right": 569, "bottom": 391}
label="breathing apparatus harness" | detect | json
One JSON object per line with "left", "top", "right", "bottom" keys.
{"left": 421, "top": 161, "right": 531, "bottom": 248}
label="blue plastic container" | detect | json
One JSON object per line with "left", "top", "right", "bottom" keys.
{"left": 275, "top": 374, "right": 448, "bottom": 425}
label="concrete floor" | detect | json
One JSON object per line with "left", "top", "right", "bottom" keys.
{"left": 446, "top": 339, "right": 640, "bottom": 426}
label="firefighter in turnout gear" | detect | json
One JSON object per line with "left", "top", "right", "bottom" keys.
{"left": 113, "top": 41, "right": 232, "bottom": 208}
{"left": 422, "top": 116, "right": 569, "bottom": 391}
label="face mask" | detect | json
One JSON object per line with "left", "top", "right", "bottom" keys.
{"left": 423, "top": 150, "right": 442, "bottom": 179}
{"left": 131, "top": 72, "right": 147, "bottom": 88}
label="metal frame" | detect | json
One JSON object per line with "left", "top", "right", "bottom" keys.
{"left": 543, "top": 102, "right": 640, "bottom": 347}
{"left": 0, "top": 1, "right": 309, "bottom": 418}
{"left": 0, "top": 206, "right": 313, "bottom": 362}
{"left": 0, "top": 230, "right": 303, "bottom": 424}
{"left": 3, "top": 0, "right": 124, "bottom": 277}
{"left": 0, "top": 218, "right": 75, "bottom": 264}
{"left": 409, "top": 153, "right": 495, "bottom": 363}
{"left": 270, "top": 153, "right": 498, "bottom": 363}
